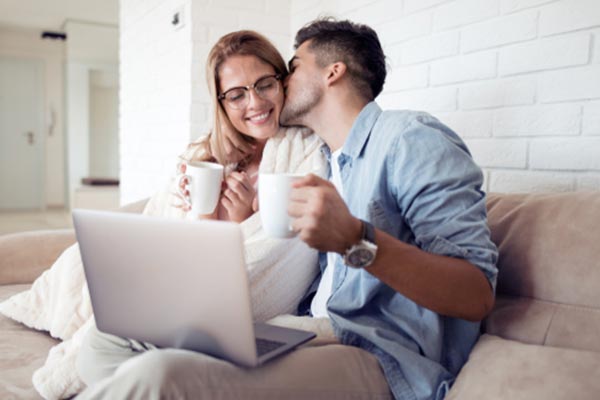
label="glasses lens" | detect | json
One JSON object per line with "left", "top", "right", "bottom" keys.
{"left": 224, "top": 89, "right": 247, "bottom": 109}
{"left": 255, "top": 76, "right": 279, "bottom": 100}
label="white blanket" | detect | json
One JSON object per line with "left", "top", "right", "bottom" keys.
{"left": 0, "top": 127, "right": 327, "bottom": 400}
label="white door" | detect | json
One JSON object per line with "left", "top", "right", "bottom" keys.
{"left": 0, "top": 57, "right": 44, "bottom": 210}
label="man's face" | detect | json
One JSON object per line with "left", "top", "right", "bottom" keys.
{"left": 280, "top": 41, "right": 324, "bottom": 127}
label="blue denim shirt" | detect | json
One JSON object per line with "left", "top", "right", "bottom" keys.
{"left": 299, "top": 102, "right": 498, "bottom": 400}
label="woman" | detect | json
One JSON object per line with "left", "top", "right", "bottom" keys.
{"left": 74, "top": 31, "right": 329, "bottom": 396}
{"left": 167, "top": 30, "right": 298, "bottom": 222}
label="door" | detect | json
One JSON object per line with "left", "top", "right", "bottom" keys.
{"left": 0, "top": 57, "right": 44, "bottom": 210}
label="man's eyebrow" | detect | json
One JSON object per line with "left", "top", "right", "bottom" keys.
{"left": 288, "top": 56, "right": 298, "bottom": 70}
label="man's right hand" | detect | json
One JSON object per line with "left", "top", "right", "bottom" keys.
{"left": 288, "top": 174, "right": 362, "bottom": 254}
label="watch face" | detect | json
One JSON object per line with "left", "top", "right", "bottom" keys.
{"left": 348, "top": 247, "right": 375, "bottom": 267}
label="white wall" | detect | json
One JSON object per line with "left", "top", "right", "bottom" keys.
{"left": 119, "top": 0, "right": 291, "bottom": 205}
{"left": 292, "top": 0, "right": 600, "bottom": 193}
{"left": 64, "top": 20, "right": 118, "bottom": 206}
{"left": 119, "top": 0, "right": 600, "bottom": 203}
{"left": 90, "top": 70, "right": 119, "bottom": 178}
{"left": 0, "top": 27, "right": 66, "bottom": 207}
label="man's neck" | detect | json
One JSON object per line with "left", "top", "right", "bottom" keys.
{"left": 311, "top": 97, "right": 369, "bottom": 152}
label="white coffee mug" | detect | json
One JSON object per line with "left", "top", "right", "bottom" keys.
{"left": 180, "top": 161, "right": 224, "bottom": 218}
{"left": 258, "top": 173, "right": 304, "bottom": 238}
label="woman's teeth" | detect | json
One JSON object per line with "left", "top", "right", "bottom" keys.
{"left": 249, "top": 111, "right": 270, "bottom": 123}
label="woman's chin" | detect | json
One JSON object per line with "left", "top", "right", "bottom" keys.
{"left": 245, "top": 122, "right": 279, "bottom": 141}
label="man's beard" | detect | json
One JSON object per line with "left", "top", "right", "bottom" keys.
{"left": 280, "top": 81, "right": 323, "bottom": 127}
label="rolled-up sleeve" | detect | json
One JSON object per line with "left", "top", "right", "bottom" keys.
{"left": 391, "top": 114, "right": 499, "bottom": 289}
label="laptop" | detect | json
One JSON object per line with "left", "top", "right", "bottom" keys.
{"left": 72, "top": 209, "right": 316, "bottom": 367}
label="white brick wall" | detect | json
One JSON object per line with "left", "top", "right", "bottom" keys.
{"left": 119, "top": 0, "right": 600, "bottom": 202}
{"left": 120, "top": 0, "right": 291, "bottom": 204}
{"left": 290, "top": 0, "right": 600, "bottom": 193}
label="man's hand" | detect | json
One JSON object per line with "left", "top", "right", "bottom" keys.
{"left": 288, "top": 174, "right": 362, "bottom": 253}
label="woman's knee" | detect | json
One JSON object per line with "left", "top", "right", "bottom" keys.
{"left": 77, "top": 325, "right": 138, "bottom": 386}
{"left": 112, "top": 350, "right": 191, "bottom": 396}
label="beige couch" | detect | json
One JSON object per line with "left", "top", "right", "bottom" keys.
{"left": 1, "top": 193, "right": 599, "bottom": 399}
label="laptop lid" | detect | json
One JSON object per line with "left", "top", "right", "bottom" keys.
{"left": 73, "top": 209, "right": 315, "bottom": 367}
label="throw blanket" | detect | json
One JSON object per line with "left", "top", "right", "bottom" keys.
{"left": 0, "top": 127, "right": 327, "bottom": 400}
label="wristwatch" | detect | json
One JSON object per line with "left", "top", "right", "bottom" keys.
{"left": 343, "top": 220, "right": 378, "bottom": 268}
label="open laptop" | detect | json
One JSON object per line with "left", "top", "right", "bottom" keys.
{"left": 72, "top": 209, "right": 316, "bottom": 367}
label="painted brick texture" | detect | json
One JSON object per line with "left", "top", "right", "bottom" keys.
{"left": 291, "top": 0, "right": 600, "bottom": 193}
{"left": 119, "top": 0, "right": 600, "bottom": 203}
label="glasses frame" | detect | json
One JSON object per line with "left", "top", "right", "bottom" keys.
{"left": 218, "top": 74, "right": 282, "bottom": 109}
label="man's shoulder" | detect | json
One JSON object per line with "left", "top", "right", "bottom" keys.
{"left": 368, "top": 107, "right": 467, "bottom": 158}
{"left": 374, "top": 109, "right": 441, "bottom": 136}
{"left": 373, "top": 108, "right": 457, "bottom": 142}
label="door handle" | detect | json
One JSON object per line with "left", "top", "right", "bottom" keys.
{"left": 23, "top": 131, "right": 35, "bottom": 145}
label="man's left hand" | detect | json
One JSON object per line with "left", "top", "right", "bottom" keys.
{"left": 288, "top": 174, "right": 362, "bottom": 254}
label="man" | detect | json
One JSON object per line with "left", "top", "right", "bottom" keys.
{"left": 77, "top": 19, "right": 497, "bottom": 400}
{"left": 280, "top": 18, "right": 498, "bottom": 399}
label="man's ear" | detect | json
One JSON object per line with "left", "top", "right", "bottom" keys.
{"left": 325, "top": 62, "right": 347, "bottom": 86}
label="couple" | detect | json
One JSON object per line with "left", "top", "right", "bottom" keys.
{"left": 77, "top": 18, "right": 498, "bottom": 400}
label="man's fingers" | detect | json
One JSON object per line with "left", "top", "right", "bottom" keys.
{"left": 287, "top": 200, "right": 306, "bottom": 218}
{"left": 291, "top": 173, "right": 329, "bottom": 189}
{"left": 289, "top": 185, "right": 320, "bottom": 203}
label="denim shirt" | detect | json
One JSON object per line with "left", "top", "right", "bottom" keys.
{"left": 299, "top": 102, "right": 498, "bottom": 400}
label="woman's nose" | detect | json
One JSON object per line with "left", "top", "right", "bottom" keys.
{"left": 247, "top": 89, "right": 267, "bottom": 109}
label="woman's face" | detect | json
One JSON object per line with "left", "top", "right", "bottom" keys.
{"left": 218, "top": 55, "right": 284, "bottom": 143}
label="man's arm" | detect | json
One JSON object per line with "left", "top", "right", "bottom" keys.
{"left": 289, "top": 174, "right": 494, "bottom": 322}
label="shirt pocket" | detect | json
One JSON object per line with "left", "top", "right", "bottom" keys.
{"left": 367, "top": 199, "right": 394, "bottom": 234}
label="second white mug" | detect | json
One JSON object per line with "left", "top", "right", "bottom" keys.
{"left": 258, "top": 173, "right": 304, "bottom": 238}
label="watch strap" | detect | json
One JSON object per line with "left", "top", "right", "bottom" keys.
{"left": 361, "top": 219, "right": 375, "bottom": 244}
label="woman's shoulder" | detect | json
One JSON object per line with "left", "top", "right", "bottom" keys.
{"left": 278, "top": 125, "right": 314, "bottom": 139}
{"left": 272, "top": 126, "right": 323, "bottom": 148}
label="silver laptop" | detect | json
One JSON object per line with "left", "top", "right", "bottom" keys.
{"left": 73, "top": 209, "right": 316, "bottom": 367}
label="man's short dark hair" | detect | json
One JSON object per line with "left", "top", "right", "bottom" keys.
{"left": 295, "top": 17, "right": 387, "bottom": 100}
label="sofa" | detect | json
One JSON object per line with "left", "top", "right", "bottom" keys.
{"left": 1, "top": 192, "right": 599, "bottom": 399}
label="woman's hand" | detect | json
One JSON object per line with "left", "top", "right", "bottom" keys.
{"left": 172, "top": 162, "right": 192, "bottom": 212}
{"left": 172, "top": 162, "right": 218, "bottom": 220}
{"left": 221, "top": 171, "right": 256, "bottom": 223}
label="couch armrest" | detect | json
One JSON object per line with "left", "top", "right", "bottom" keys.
{"left": 0, "top": 229, "right": 76, "bottom": 285}
{"left": 0, "top": 198, "right": 149, "bottom": 285}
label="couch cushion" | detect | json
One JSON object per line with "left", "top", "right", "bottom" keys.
{"left": 447, "top": 334, "right": 600, "bottom": 400}
{"left": 486, "top": 192, "right": 600, "bottom": 308}
{"left": 0, "top": 284, "right": 58, "bottom": 400}
{"left": 485, "top": 295, "right": 600, "bottom": 352}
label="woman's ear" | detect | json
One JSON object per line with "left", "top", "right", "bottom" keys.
{"left": 325, "top": 62, "right": 347, "bottom": 87}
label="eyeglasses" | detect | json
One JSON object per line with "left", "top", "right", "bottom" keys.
{"left": 218, "top": 74, "right": 282, "bottom": 110}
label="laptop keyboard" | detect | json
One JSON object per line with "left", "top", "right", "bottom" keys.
{"left": 255, "top": 338, "right": 286, "bottom": 357}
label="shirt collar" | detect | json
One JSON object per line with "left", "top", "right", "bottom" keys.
{"left": 341, "top": 101, "right": 382, "bottom": 160}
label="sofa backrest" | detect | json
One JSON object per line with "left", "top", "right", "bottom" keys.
{"left": 484, "top": 192, "right": 600, "bottom": 352}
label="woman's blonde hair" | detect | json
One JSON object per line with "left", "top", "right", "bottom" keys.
{"left": 186, "top": 30, "right": 288, "bottom": 166}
